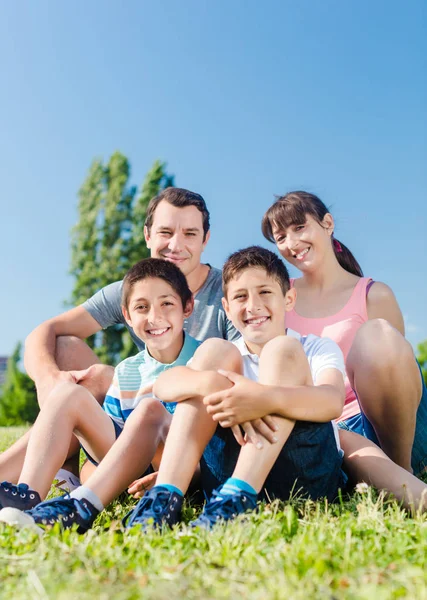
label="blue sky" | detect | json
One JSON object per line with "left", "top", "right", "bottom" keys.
{"left": 0, "top": 0, "right": 426, "bottom": 357}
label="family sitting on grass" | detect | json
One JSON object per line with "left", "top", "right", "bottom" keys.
{"left": 0, "top": 188, "right": 426, "bottom": 534}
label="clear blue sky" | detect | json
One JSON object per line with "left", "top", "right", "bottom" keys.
{"left": 0, "top": 0, "right": 426, "bottom": 357}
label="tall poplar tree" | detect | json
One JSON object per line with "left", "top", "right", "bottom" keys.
{"left": 69, "top": 153, "right": 174, "bottom": 364}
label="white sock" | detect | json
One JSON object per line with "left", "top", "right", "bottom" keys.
{"left": 70, "top": 486, "right": 104, "bottom": 513}
{"left": 54, "top": 469, "right": 81, "bottom": 492}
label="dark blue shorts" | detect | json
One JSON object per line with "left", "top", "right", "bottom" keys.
{"left": 338, "top": 360, "right": 427, "bottom": 476}
{"left": 201, "top": 420, "right": 346, "bottom": 502}
{"left": 81, "top": 418, "right": 123, "bottom": 467}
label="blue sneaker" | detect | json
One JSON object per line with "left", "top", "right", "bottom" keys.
{"left": 0, "top": 495, "right": 99, "bottom": 534}
{"left": 190, "top": 489, "right": 257, "bottom": 529}
{"left": 0, "top": 481, "right": 41, "bottom": 510}
{"left": 123, "top": 486, "right": 183, "bottom": 530}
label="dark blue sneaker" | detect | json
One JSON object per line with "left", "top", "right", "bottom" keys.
{"left": 190, "top": 489, "right": 257, "bottom": 529}
{"left": 123, "top": 486, "right": 183, "bottom": 530}
{"left": 0, "top": 495, "right": 99, "bottom": 534}
{"left": 0, "top": 481, "right": 41, "bottom": 510}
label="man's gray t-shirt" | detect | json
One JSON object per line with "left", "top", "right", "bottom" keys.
{"left": 82, "top": 266, "right": 239, "bottom": 350}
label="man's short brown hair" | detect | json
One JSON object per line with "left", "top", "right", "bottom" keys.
{"left": 122, "top": 258, "right": 192, "bottom": 311}
{"left": 222, "top": 246, "right": 290, "bottom": 297}
{"left": 145, "top": 187, "right": 210, "bottom": 241}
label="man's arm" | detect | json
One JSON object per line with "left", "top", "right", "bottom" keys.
{"left": 203, "top": 368, "right": 345, "bottom": 426}
{"left": 24, "top": 305, "right": 102, "bottom": 394}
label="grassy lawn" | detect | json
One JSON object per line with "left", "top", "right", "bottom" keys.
{"left": 1, "top": 427, "right": 426, "bottom": 599}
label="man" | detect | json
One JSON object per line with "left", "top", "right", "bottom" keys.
{"left": 0, "top": 187, "right": 238, "bottom": 486}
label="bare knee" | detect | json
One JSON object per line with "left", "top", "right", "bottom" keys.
{"left": 56, "top": 336, "right": 101, "bottom": 372}
{"left": 191, "top": 338, "right": 242, "bottom": 372}
{"left": 348, "top": 319, "right": 415, "bottom": 379}
{"left": 126, "top": 397, "right": 169, "bottom": 433}
{"left": 43, "top": 381, "right": 92, "bottom": 416}
{"left": 261, "top": 335, "right": 304, "bottom": 363}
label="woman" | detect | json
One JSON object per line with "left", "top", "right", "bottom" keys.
{"left": 261, "top": 191, "right": 426, "bottom": 509}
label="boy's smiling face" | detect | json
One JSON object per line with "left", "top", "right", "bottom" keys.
{"left": 123, "top": 277, "right": 193, "bottom": 364}
{"left": 222, "top": 267, "right": 296, "bottom": 355}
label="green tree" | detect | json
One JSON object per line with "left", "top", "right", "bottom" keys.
{"left": 417, "top": 340, "right": 427, "bottom": 385}
{"left": 69, "top": 153, "right": 174, "bottom": 364}
{"left": 0, "top": 343, "right": 38, "bottom": 426}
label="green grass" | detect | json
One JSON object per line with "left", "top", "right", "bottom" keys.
{"left": 1, "top": 428, "right": 426, "bottom": 600}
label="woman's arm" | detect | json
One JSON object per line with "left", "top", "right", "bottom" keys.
{"left": 367, "top": 282, "right": 405, "bottom": 335}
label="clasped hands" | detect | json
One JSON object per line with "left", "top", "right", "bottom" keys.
{"left": 204, "top": 369, "right": 279, "bottom": 449}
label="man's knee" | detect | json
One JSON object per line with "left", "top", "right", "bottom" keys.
{"left": 56, "top": 336, "right": 101, "bottom": 372}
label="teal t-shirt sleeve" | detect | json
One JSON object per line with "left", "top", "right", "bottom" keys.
{"left": 102, "top": 371, "right": 125, "bottom": 428}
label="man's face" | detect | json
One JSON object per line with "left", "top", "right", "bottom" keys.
{"left": 222, "top": 267, "right": 296, "bottom": 354}
{"left": 144, "top": 201, "right": 210, "bottom": 277}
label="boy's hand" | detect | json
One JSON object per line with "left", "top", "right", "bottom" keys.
{"left": 204, "top": 370, "right": 274, "bottom": 425}
{"left": 231, "top": 415, "right": 279, "bottom": 448}
{"left": 128, "top": 471, "right": 158, "bottom": 498}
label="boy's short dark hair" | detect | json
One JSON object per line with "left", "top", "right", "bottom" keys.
{"left": 122, "top": 258, "right": 192, "bottom": 310}
{"left": 145, "top": 187, "right": 210, "bottom": 241}
{"left": 222, "top": 246, "right": 290, "bottom": 297}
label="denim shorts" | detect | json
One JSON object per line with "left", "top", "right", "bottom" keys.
{"left": 338, "top": 360, "right": 427, "bottom": 476}
{"left": 201, "top": 420, "right": 346, "bottom": 502}
{"left": 81, "top": 418, "right": 123, "bottom": 466}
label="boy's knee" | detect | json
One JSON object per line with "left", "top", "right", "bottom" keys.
{"left": 128, "top": 397, "right": 168, "bottom": 429}
{"left": 43, "top": 381, "right": 90, "bottom": 414}
{"left": 261, "top": 335, "right": 304, "bottom": 362}
{"left": 192, "top": 338, "right": 242, "bottom": 372}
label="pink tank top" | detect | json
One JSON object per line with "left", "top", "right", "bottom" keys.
{"left": 287, "top": 277, "right": 373, "bottom": 421}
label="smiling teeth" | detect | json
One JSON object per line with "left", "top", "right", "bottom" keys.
{"left": 296, "top": 248, "right": 309, "bottom": 259}
{"left": 246, "top": 317, "right": 268, "bottom": 325}
{"left": 147, "top": 328, "right": 169, "bottom": 336}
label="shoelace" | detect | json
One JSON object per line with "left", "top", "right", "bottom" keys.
{"left": 29, "top": 497, "right": 78, "bottom": 525}
{"left": 201, "top": 490, "right": 250, "bottom": 522}
{"left": 0, "top": 481, "right": 33, "bottom": 499}
{"left": 124, "top": 489, "right": 171, "bottom": 526}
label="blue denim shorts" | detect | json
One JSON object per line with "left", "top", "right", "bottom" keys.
{"left": 201, "top": 420, "right": 346, "bottom": 502}
{"left": 338, "top": 360, "right": 427, "bottom": 476}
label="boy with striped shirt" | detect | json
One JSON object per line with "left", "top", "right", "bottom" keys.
{"left": 0, "top": 258, "right": 200, "bottom": 530}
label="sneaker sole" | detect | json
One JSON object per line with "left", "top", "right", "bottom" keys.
{"left": 0, "top": 507, "right": 43, "bottom": 535}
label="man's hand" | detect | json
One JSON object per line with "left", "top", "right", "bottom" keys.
{"left": 204, "top": 370, "right": 275, "bottom": 426}
{"left": 128, "top": 471, "right": 158, "bottom": 498}
{"left": 35, "top": 370, "right": 79, "bottom": 406}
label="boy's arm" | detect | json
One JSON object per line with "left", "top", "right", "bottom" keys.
{"left": 153, "top": 366, "right": 232, "bottom": 403}
{"left": 204, "top": 368, "right": 345, "bottom": 426}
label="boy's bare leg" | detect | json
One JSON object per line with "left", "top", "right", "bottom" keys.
{"left": 81, "top": 399, "right": 172, "bottom": 507}
{"left": 0, "top": 336, "right": 112, "bottom": 483}
{"left": 231, "top": 336, "right": 311, "bottom": 492}
{"left": 18, "top": 382, "right": 116, "bottom": 500}
{"left": 339, "top": 429, "right": 427, "bottom": 513}
{"left": 156, "top": 339, "right": 243, "bottom": 494}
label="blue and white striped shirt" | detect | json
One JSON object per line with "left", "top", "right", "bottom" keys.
{"left": 103, "top": 333, "right": 201, "bottom": 429}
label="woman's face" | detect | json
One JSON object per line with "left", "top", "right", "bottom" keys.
{"left": 271, "top": 213, "right": 334, "bottom": 272}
